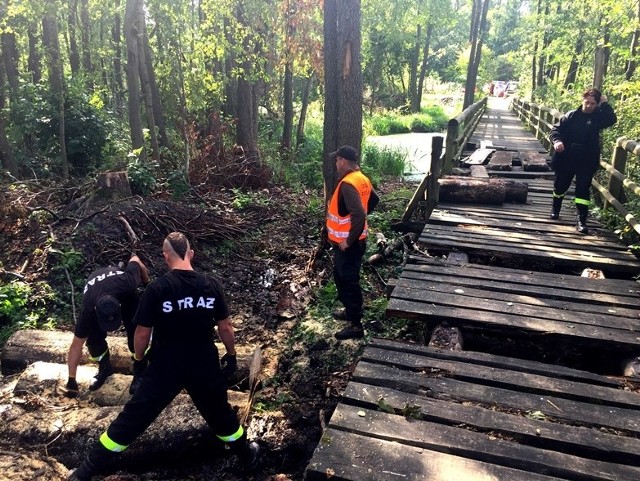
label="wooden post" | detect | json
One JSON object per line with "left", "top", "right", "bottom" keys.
{"left": 401, "top": 136, "right": 444, "bottom": 222}
{"left": 593, "top": 45, "right": 605, "bottom": 90}
{"left": 443, "top": 117, "right": 459, "bottom": 175}
{"left": 605, "top": 137, "right": 628, "bottom": 209}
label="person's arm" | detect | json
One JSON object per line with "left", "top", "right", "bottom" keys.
{"left": 597, "top": 98, "right": 617, "bottom": 129}
{"left": 133, "top": 325, "right": 153, "bottom": 361}
{"left": 216, "top": 318, "right": 236, "bottom": 356}
{"left": 340, "top": 183, "right": 367, "bottom": 249}
{"left": 128, "top": 255, "right": 150, "bottom": 285}
{"left": 368, "top": 189, "right": 380, "bottom": 213}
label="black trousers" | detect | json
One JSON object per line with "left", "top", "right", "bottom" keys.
{"left": 86, "top": 315, "right": 135, "bottom": 359}
{"left": 553, "top": 157, "right": 597, "bottom": 204}
{"left": 333, "top": 240, "right": 366, "bottom": 325}
{"left": 104, "top": 346, "right": 240, "bottom": 448}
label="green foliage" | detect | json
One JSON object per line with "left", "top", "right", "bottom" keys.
{"left": 0, "top": 279, "right": 59, "bottom": 345}
{"left": 362, "top": 144, "right": 406, "bottom": 180}
{"left": 127, "top": 156, "right": 158, "bottom": 196}
{"left": 231, "top": 188, "right": 271, "bottom": 210}
{"left": 167, "top": 168, "right": 190, "bottom": 199}
{"left": 364, "top": 106, "right": 448, "bottom": 137}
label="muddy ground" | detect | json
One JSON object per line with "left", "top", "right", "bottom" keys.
{"left": 0, "top": 176, "right": 415, "bottom": 481}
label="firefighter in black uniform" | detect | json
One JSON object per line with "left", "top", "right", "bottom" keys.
{"left": 549, "top": 87, "right": 617, "bottom": 233}
{"left": 66, "top": 254, "right": 150, "bottom": 396}
{"left": 67, "top": 232, "right": 259, "bottom": 480}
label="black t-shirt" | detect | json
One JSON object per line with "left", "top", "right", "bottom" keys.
{"left": 75, "top": 262, "right": 142, "bottom": 338}
{"left": 134, "top": 269, "right": 230, "bottom": 355}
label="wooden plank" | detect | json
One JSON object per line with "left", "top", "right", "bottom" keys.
{"left": 328, "top": 403, "right": 640, "bottom": 481}
{"left": 305, "top": 428, "right": 562, "bottom": 481}
{"left": 487, "top": 150, "right": 513, "bottom": 171}
{"left": 470, "top": 165, "right": 490, "bottom": 177}
{"left": 421, "top": 223, "right": 632, "bottom": 256}
{"left": 405, "top": 256, "right": 640, "bottom": 297}
{"left": 385, "top": 299, "right": 640, "bottom": 350}
{"left": 370, "top": 339, "right": 625, "bottom": 388}
{"left": 520, "top": 150, "right": 551, "bottom": 172}
{"left": 362, "top": 346, "right": 640, "bottom": 409}
{"left": 352, "top": 361, "right": 640, "bottom": 434}
{"left": 343, "top": 381, "right": 640, "bottom": 466}
{"left": 463, "top": 148, "right": 495, "bottom": 165}
{"left": 396, "top": 274, "right": 640, "bottom": 319}
{"left": 416, "top": 236, "right": 640, "bottom": 274}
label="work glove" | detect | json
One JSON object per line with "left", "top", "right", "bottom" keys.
{"left": 220, "top": 353, "right": 237, "bottom": 380}
{"left": 65, "top": 377, "right": 79, "bottom": 398}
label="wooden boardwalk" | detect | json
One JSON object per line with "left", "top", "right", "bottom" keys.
{"left": 305, "top": 98, "right": 640, "bottom": 481}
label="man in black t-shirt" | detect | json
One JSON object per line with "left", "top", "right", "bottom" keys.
{"left": 67, "top": 232, "right": 259, "bottom": 481}
{"left": 66, "top": 255, "right": 149, "bottom": 395}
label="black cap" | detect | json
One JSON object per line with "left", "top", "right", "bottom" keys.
{"left": 331, "top": 145, "right": 358, "bottom": 163}
{"left": 95, "top": 295, "right": 122, "bottom": 332}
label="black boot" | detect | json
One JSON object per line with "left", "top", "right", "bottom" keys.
{"left": 89, "top": 351, "right": 114, "bottom": 391}
{"left": 335, "top": 321, "right": 365, "bottom": 340}
{"left": 228, "top": 432, "right": 261, "bottom": 472}
{"left": 576, "top": 204, "right": 589, "bottom": 234}
{"left": 67, "top": 445, "right": 117, "bottom": 480}
{"left": 129, "top": 358, "right": 147, "bottom": 395}
{"left": 550, "top": 197, "right": 563, "bottom": 220}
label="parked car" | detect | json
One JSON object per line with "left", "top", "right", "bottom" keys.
{"left": 506, "top": 81, "right": 518, "bottom": 95}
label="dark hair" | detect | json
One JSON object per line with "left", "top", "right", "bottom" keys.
{"left": 583, "top": 88, "right": 601, "bottom": 103}
{"left": 165, "top": 231, "right": 190, "bottom": 259}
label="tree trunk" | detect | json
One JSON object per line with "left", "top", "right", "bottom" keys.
{"left": 80, "top": 0, "right": 92, "bottom": 74}
{"left": 415, "top": 22, "right": 433, "bottom": 113}
{"left": 27, "top": 23, "right": 42, "bottom": 84}
{"left": 281, "top": 61, "right": 294, "bottom": 152}
{"left": 323, "top": 0, "right": 363, "bottom": 201}
{"left": 409, "top": 24, "right": 421, "bottom": 111}
{"left": 295, "top": 73, "right": 314, "bottom": 147}
{"left": 464, "top": 0, "right": 489, "bottom": 109}
{"left": 564, "top": 37, "right": 583, "bottom": 88}
{"left": 42, "top": 13, "right": 69, "bottom": 179}
{"left": 0, "top": 26, "right": 20, "bottom": 94}
{"left": 124, "top": 0, "right": 146, "bottom": 161}
{"left": 0, "top": 58, "right": 17, "bottom": 177}
{"left": 112, "top": 0, "right": 125, "bottom": 110}
{"left": 625, "top": 0, "right": 640, "bottom": 80}
{"left": 143, "top": 29, "right": 167, "bottom": 147}
{"left": 68, "top": 0, "right": 81, "bottom": 76}
{"left": 136, "top": 6, "right": 160, "bottom": 161}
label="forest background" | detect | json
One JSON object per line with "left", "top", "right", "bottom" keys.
{"left": 2, "top": 0, "right": 640, "bottom": 345}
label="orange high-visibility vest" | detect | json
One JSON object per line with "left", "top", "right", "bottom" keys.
{"left": 326, "top": 170, "right": 372, "bottom": 244}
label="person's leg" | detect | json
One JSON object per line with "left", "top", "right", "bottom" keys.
{"left": 186, "top": 353, "right": 260, "bottom": 470}
{"left": 334, "top": 241, "right": 366, "bottom": 340}
{"left": 69, "top": 359, "right": 181, "bottom": 480}
{"left": 574, "top": 168, "right": 595, "bottom": 234}
{"left": 550, "top": 164, "right": 574, "bottom": 220}
{"left": 85, "top": 333, "right": 113, "bottom": 391}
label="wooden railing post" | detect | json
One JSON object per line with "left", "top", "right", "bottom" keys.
{"left": 443, "top": 117, "right": 459, "bottom": 175}
{"left": 605, "top": 137, "right": 629, "bottom": 210}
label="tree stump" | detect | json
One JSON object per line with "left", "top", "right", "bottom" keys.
{"left": 96, "top": 171, "right": 132, "bottom": 199}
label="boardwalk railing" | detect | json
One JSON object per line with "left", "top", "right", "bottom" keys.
{"left": 443, "top": 97, "right": 487, "bottom": 174}
{"left": 512, "top": 97, "right": 640, "bottom": 236}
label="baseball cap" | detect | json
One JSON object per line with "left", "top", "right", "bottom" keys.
{"left": 95, "top": 295, "right": 122, "bottom": 332}
{"left": 330, "top": 145, "right": 358, "bottom": 163}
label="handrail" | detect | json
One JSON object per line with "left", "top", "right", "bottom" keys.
{"left": 443, "top": 97, "right": 487, "bottom": 174}
{"left": 511, "top": 98, "right": 640, "bottom": 237}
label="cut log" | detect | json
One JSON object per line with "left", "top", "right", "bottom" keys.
{"left": 1, "top": 329, "right": 256, "bottom": 376}
{"left": 486, "top": 150, "right": 513, "bottom": 171}
{"left": 438, "top": 177, "right": 528, "bottom": 204}
{"left": 96, "top": 171, "right": 132, "bottom": 199}
{"left": 520, "top": 150, "right": 550, "bottom": 172}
